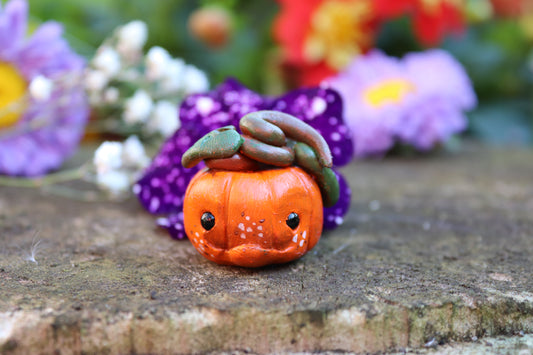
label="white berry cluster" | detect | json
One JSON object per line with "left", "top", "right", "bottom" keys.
{"left": 85, "top": 20, "right": 210, "bottom": 139}
{"left": 92, "top": 136, "right": 150, "bottom": 195}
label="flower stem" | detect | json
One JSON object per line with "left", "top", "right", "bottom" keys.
{"left": 0, "top": 165, "right": 89, "bottom": 188}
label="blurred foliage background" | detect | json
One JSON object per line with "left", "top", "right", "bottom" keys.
{"left": 28, "top": 0, "right": 533, "bottom": 146}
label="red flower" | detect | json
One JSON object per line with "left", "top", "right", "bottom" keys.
{"left": 491, "top": 0, "right": 533, "bottom": 18}
{"left": 273, "top": 0, "right": 378, "bottom": 86}
{"left": 373, "top": 0, "right": 413, "bottom": 18}
{"left": 374, "top": 0, "right": 465, "bottom": 46}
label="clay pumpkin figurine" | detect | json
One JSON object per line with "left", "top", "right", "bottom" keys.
{"left": 181, "top": 110, "right": 339, "bottom": 267}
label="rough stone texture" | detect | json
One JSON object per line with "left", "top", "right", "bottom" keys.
{"left": 0, "top": 145, "right": 532, "bottom": 354}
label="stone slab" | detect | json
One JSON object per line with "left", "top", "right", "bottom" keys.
{"left": 0, "top": 146, "right": 532, "bottom": 354}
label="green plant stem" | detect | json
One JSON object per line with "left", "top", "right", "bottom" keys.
{"left": 0, "top": 165, "right": 89, "bottom": 188}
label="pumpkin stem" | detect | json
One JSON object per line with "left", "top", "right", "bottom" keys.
{"left": 241, "top": 111, "right": 333, "bottom": 168}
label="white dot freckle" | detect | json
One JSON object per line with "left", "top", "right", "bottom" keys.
{"left": 252, "top": 222, "right": 256, "bottom": 226}
{"left": 335, "top": 216, "right": 344, "bottom": 225}
{"left": 132, "top": 184, "right": 141, "bottom": 194}
{"left": 331, "top": 132, "right": 341, "bottom": 142}
{"left": 156, "top": 217, "right": 169, "bottom": 227}
{"left": 257, "top": 225, "right": 263, "bottom": 231}
{"left": 246, "top": 227, "right": 253, "bottom": 232}
{"left": 238, "top": 223, "right": 245, "bottom": 231}
{"left": 195, "top": 232, "right": 199, "bottom": 237}
{"left": 245, "top": 216, "right": 250, "bottom": 221}
{"left": 199, "top": 239, "right": 204, "bottom": 244}
{"left": 311, "top": 97, "right": 327, "bottom": 115}
{"left": 302, "top": 231, "right": 307, "bottom": 239}
{"left": 292, "top": 235, "right": 298, "bottom": 243}
{"left": 149, "top": 197, "right": 160, "bottom": 212}
{"left": 196, "top": 97, "right": 214, "bottom": 116}
{"left": 240, "top": 233, "right": 246, "bottom": 239}
{"left": 258, "top": 233, "right": 263, "bottom": 237}
{"left": 299, "top": 240, "right": 305, "bottom": 247}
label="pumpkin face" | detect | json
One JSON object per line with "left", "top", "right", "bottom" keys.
{"left": 183, "top": 166, "right": 323, "bottom": 267}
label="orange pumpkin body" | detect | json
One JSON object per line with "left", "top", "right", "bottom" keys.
{"left": 183, "top": 166, "right": 323, "bottom": 267}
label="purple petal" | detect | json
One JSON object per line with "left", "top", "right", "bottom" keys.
{"left": 134, "top": 165, "right": 201, "bottom": 215}
{"left": 145, "top": 127, "right": 203, "bottom": 175}
{"left": 323, "top": 171, "right": 351, "bottom": 230}
{"left": 180, "top": 93, "right": 231, "bottom": 130}
{"left": 157, "top": 212, "right": 187, "bottom": 240}
{"left": 218, "top": 78, "right": 267, "bottom": 125}
{"left": 0, "top": 0, "right": 27, "bottom": 57}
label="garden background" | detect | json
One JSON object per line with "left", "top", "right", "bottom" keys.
{"left": 28, "top": 0, "right": 533, "bottom": 147}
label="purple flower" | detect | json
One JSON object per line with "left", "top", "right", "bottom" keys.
{"left": 0, "top": 0, "right": 88, "bottom": 176}
{"left": 135, "top": 78, "right": 354, "bottom": 239}
{"left": 325, "top": 49, "right": 477, "bottom": 157}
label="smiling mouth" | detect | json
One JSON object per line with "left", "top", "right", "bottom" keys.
{"left": 206, "top": 243, "right": 304, "bottom": 268}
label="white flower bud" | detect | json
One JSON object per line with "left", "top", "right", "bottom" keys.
{"left": 93, "top": 47, "right": 121, "bottom": 77}
{"left": 182, "top": 65, "right": 209, "bottom": 94}
{"left": 85, "top": 70, "right": 108, "bottom": 92}
{"left": 117, "top": 20, "right": 148, "bottom": 57}
{"left": 123, "top": 89, "right": 153, "bottom": 125}
{"left": 145, "top": 46, "right": 171, "bottom": 81}
{"left": 29, "top": 75, "right": 53, "bottom": 102}
{"left": 96, "top": 170, "right": 131, "bottom": 195}
{"left": 93, "top": 141, "right": 123, "bottom": 174}
{"left": 160, "top": 58, "right": 186, "bottom": 93}
{"left": 103, "top": 87, "right": 120, "bottom": 103}
{"left": 148, "top": 100, "right": 180, "bottom": 137}
{"left": 122, "top": 135, "right": 150, "bottom": 168}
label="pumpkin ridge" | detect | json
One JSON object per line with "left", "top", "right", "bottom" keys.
{"left": 291, "top": 168, "right": 315, "bottom": 254}
{"left": 222, "top": 172, "right": 232, "bottom": 251}
{"left": 262, "top": 171, "right": 274, "bottom": 251}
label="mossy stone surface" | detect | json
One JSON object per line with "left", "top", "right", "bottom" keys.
{"left": 0, "top": 145, "right": 532, "bottom": 354}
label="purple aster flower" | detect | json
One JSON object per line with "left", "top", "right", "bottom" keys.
{"left": 325, "top": 49, "right": 477, "bottom": 157}
{"left": 0, "top": 0, "right": 88, "bottom": 176}
{"left": 135, "top": 78, "right": 354, "bottom": 239}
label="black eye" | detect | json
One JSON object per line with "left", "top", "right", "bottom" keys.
{"left": 201, "top": 212, "right": 215, "bottom": 230}
{"left": 286, "top": 212, "right": 299, "bottom": 229}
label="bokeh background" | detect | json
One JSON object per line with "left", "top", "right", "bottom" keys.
{"left": 28, "top": 0, "right": 533, "bottom": 147}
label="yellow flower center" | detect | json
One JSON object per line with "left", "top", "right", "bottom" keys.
{"left": 0, "top": 62, "right": 27, "bottom": 129}
{"left": 364, "top": 79, "right": 415, "bottom": 108}
{"left": 304, "top": 0, "right": 372, "bottom": 70}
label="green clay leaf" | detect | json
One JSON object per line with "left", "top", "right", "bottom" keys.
{"left": 294, "top": 142, "right": 339, "bottom": 207}
{"left": 240, "top": 114, "right": 286, "bottom": 147}
{"left": 319, "top": 167, "right": 340, "bottom": 208}
{"left": 182, "top": 127, "right": 243, "bottom": 168}
{"left": 240, "top": 136, "right": 294, "bottom": 167}
{"left": 253, "top": 110, "right": 333, "bottom": 168}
